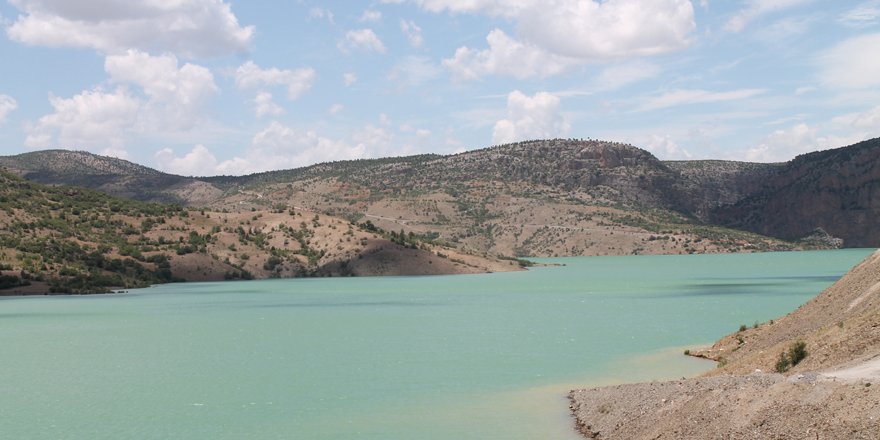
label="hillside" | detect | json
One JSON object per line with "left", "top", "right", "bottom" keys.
{"left": 0, "top": 149, "right": 219, "bottom": 205}
{"left": 711, "top": 137, "right": 880, "bottom": 247}
{"left": 3, "top": 137, "right": 877, "bottom": 257}
{"left": 0, "top": 171, "right": 517, "bottom": 295}
{"left": 202, "top": 140, "right": 808, "bottom": 257}
{"left": 569, "top": 249, "right": 880, "bottom": 439}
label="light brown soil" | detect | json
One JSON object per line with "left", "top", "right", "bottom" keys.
{"left": 569, "top": 249, "right": 880, "bottom": 440}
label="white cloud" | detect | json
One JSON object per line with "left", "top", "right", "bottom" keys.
{"left": 637, "top": 88, "right": 767, "bottom": 112}
{"left": 25, "top": 87, "right": 140, "bottom": 151}
{"left": 643, "top": 134, "right": 691, "bottom": 159}
{"left": 0, "top": 94, "right": 17, "bottom": 123}
{"left": 343, "top": 72, "right": 358, "bottom": 86}
{"left": 818, "top": 33, "right": 880, "bottom": 89}
{"left": 328, "top": 104, "right": 345, "bottom": 114}
{"left": 338, "top": 28, "right": 387, "bottom": 54}
{"left": 27, "top": 50, "right": 219, "bottom": 152}
{"left": 154, "top": 121, "right": 387, "bottom": 175}
{"left": 237, "top": 121, "right": 368, "bottom": 173}
{"left": 444, "top": 29, "right": 577, "bottom": 80}
{"left": 492, "top": 90, "right": 570, "bottom": 144}
{"left": 832, "top": 105, "right": 880, "bottom": 131}
{"left": 744, "top": 123, "right": 826, "bottom": 162}
{"left": 235, "top": 61, "right": 316, "bottom": 100}
{"left": 254, "top": 92, "right": 283, "bottom": 117}
{"left": 839, "top": 1, "right": 880, "bottom": 27}
{"left": 154, "top": 144, "right": 219, "bottom": 176}
{"left": 6, "top": 0, "right": 254, "bottom": 57}
{"left": 388, "top": 56, "right": 441, "bottom": 87}
{"left": 360, "top": 9, "right": 382, "bottom": 22}
{"left": 724, "top": 0, "right": 812, "bottom": 32}
{"left": 745, "top": 105, "right": 880, "bottom": 162}
{"left": 105, "top": 50, "right": 217, "bottom": 130}
{"left": 517, "top": 0, "right": 695, "bottom": 59}
{"left": 408, "top": 0, "right": 695, "bottom": 80}
{"left": 309, "top": 7, "right": 335, "bottom": 24}
{"left": 400, "top": 19, "right": 424, "bottom": 48}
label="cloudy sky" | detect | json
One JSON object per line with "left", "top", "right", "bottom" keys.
{"left": 0, "top": 0, "right": 878, "bottom": 176}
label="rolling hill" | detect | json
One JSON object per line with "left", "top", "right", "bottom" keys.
{"left": 3, "top": 137, "right": 876, "bottom": 258}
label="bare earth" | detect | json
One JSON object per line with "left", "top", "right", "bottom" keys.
{"left": 570, "top": 249, "right": 880, "bottom": 439}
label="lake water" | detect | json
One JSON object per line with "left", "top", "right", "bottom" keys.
{"left": 0, "top": 249, "right": 873, "bottom": 440}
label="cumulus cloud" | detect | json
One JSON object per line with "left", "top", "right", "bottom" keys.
{"left": 643, "top": 134, "right": 691, "bottom": 159}
{"left": 492, "top": 90, "right": 569, "bottom": 144}
{"left": 636, "top": 88, "right": 767, "bottom": 112}
{"left": 0, "top": 94, "right": 17, "bottom": 123}
{"left": 253, "top": 92, "right": 283, "bottom": 117}
{"left": 154, "top": 144, "right": 219, "bottom": 176}
{"left": 745, "top": 105, "right": 880, "bottom": 162}
{"left": 724, "top": 0, "right": 812, "bottom": 32}
{"left": 235, "top": 61, "right": 316, "bottom": 100}
{"left": 27, "top": 50, "right": 219, "bottom": 152}
{"left": 343, "top": 72, "right": 358, "bottom": 86}
{"left": 412, "top": 0, "right": 695, "bottom": 79}
{"left": 444, "top": 29, "right": 577, "bottom": 81}
{"left": 400, "top": 19, "right": 424, "bottom": 48}
{"left": 154, "top": 121, "right": 385, "bottom": 175}
{"left": 818, "top": 33, "right": 880, "bottom": 90}
{"left": 25, "top": 87, "right": 140, "bottom": 151}
{"left": 236, "top": 121, "right": 369, "bottom": 173}
{"left": 6, "top": 0, "right": 254, "bottom": 57}
{"left": 360, "top": 9, "right": 382, "bottom": 22}
{"left": 105, "top": 50, "right": 217, "bottom": 130}
{"left": 338, "top": 28, "right": 387, "bottom": 54}
{"left": 309, "top": 7, "right": 335, "bottom": 24}
{"left": 744, "top": 123, "right": 826, "bottom": 162}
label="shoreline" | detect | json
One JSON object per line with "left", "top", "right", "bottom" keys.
{"left": 567, "top": 248, "right": 880, "bottom": 439}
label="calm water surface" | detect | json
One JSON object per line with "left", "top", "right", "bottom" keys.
{"left": 0, "top": 249, "right": 872, "bottom": 439}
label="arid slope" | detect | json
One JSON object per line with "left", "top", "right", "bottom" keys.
{"left": 569, "top": 249, "right": 880, "bottom": 439}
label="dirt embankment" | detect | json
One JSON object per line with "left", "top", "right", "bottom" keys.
{"left": 569, "top": 249, "right": 880, "bottom": 440}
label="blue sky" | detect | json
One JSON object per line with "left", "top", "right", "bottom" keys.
{"left": 0, "top": 0, "right": 878, "bottom": 176}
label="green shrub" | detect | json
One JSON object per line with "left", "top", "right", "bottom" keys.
{"left": 775, "top": 341, "right": 808, "bottom": 373}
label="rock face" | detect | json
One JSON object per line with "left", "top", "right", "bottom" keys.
{"left": 710, "top": 138, "right": 880, "bottom": 247}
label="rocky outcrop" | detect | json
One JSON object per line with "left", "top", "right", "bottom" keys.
{"left": 711, "top": 138, "right": 880, "bottom": 247}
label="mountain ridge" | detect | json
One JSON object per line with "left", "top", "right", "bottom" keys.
{"left": 3, "top": 137, "right": 877, "bottom": 254}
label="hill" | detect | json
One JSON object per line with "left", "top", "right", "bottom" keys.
{"left": 0, "top": 171, "right": 516, "bottom": 295}
{"left": 711, "top": 137, "right": 880, "bottom": 247}
{"left": 4, "top": 137, "right": 877, "bottom": 256}
{"left": 569, "top": 249, "right": 880, "bottom": 439}
{"left": 0, "top": 149, "right": 219, "bottom": 205}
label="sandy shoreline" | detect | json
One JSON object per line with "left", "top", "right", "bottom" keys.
{"left": 568, "top": 249, "right": 880, "bottom": 439}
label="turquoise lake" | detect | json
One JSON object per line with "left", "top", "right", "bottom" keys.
{"left": 0, "top": 249, "right": 873, "bottom": 439}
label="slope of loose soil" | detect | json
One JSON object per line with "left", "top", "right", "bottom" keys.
{"left": 569, "top": 249, "right": 880, "bottom": 439}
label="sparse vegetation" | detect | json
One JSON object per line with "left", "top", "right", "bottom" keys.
{"left": 774, "top": 341, "right": 808, "bottom": 373}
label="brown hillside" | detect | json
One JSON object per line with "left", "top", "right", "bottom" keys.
{"left": 570, "top": 250, "right": 880, "bottom": 440}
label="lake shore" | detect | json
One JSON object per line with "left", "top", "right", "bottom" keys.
{"left": 568, "top": 249, "right": 880, "bottom": 439}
